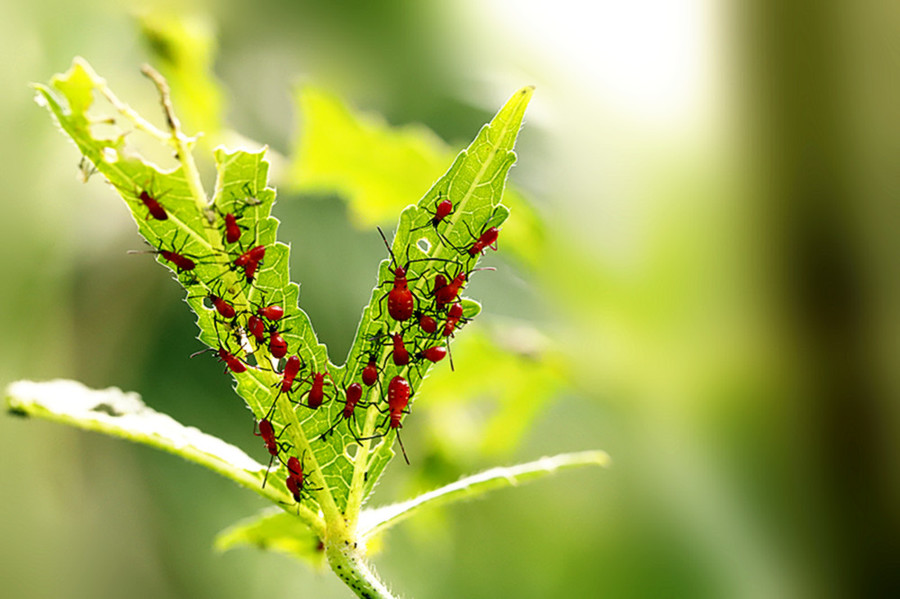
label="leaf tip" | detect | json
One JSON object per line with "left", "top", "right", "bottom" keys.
{"left": 4, "top": 385, "right": 29, "bottom": 417}
{"left": 585, "top": 450, "right": 612, "bottom": 468}
{"left": 515, "top": 85, "right": 535, "bottom": 103}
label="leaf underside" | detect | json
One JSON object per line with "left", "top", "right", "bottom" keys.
{"left": 216, "top": 450, "right": 610, "bottom": 562}
{"left": 6, "top": 381, "right": 265, "bottom": 495}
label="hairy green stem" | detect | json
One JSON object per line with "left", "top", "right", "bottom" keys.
{"left": 326, "top": 518, "right": 397, "bottom": 599}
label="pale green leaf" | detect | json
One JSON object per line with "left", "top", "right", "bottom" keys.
{"left": 4, "top": 380, "right": 298, "bottom": 508}
{"left": 329, "top": 87, "right": 535, "bottom": 518}
{"left": 215, "top": 507, "right": 326, "bottom": 567}
{"left": 358, "top": 451, "right": 611, "bottom": 540}
{"left": 139, "top": 13, "right": 225, "bottom": 138}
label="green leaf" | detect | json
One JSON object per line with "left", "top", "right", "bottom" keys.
{"left": 358, "top": 451, "right": 611, "bottom": 541}
{"left": 215, "top": 508, "right": 326, "bottom": 567}
{"left": 323, "top": 86, "right": 535, "bottom": 519}
{"left": 3, "top": 380, "right": 300, "bottom": 509}
{"left": 288, "top": 85, "right": 449, "bottom": 225}
{"left": 34, "top": 58, "right": 340, "bottom": 522}
{"left": 287, "top": 85, "right": 546, "bottom": 268}
{"left": 138, "top": 13, "right": 225, "bottom": 139}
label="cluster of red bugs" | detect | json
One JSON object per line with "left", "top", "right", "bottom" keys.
{"left": 320, "top": 192, "right": 501, "bottom": 464}
{"left": 132, "top": 181, "right": 330, "bottom": 502}
{"left": 132, "top": 181, "right": 501, "bottom": 498}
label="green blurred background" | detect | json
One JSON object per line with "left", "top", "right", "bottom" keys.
{"left": 2, "top": 1, "right": 899, "bottom": 597}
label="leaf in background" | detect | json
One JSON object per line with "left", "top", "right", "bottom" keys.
{"left": 357, "top": 451, "right": 610, "bottom": 541}
{"left": 420, "top": 325, "right": 567, "bottom": 460}
{"left": 139, "top": 13, "right": 225, "bottom": 138}
{"left": 215, "top": 507, "right": 326, "bottom": 567}
{"left": 287, "top": 85, "right": 447, "bottom": 224}
{"left": 287, "top": 85, "right": 546, "bottom": 269}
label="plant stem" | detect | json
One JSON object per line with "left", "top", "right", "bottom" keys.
{"left": 140, "top": 64, "right": 209, "bottom": 212}
{"left": 326, "top": 518, "right": 397, "bottom": 599}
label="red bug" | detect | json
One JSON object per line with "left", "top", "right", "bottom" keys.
{"left": 362, "top": 354, "right": 380, "bottom": 387}
{"left": 416, "top": 311, "right": 438, "bottom": 335}
{"left": 417, "top": 345, "right": 447, "bottom": 363}
{"left": 412, "top": 193, "right": 453, "bottom": 230}
{"left": 285, "top": 473, "right": 303, "bottom": 502}
{"left": 284, "top": 454, "right": 322, "bottom": 502}
{"left": 386, "top": 376, "right": 411, "bottom": 429}
{"left": 160, "top": 249, "right": 196, "bottom": 273}
{"left": 278, "top": 355, "right": 303, "bottom": 395}
{"left": 190, "top": 344, "right": 247, "bottom": 373}
{"left": 359, "top": 375, "right": 413, "bottom": 464}
{"left": 268, "top": 330, "right": 288, "bottom": 359}
{"left": 242, "top": 259, "right": 259, "bottom": 283}
{"left": 287, "top": 456, "right": 303, "bottom": 483}
{"left": 257, "top": 304, "right": 284, "bottom": 321}
{"left": 306, "top": 372, "right": 330, "bottom": 409}
{"left": 430, "top": 197, "right": 454, "bottom": 226}
{"left": 231, "top": 245, "right": 265, "bottom": 283}
{"left": 295, "top": 370, "right": 333, "bottom": 410}
{"left": 254, "top": 418, "right": 290, "bottom": 487}
{"left": 390, "top": 333, "right": 410, "bottom": 366}
{"left": 433, "top": 266, "right": 494, "bottom": 309}
{"left": 248, "top": 315, "right": 266, "bottom": 344}
{"left": 443, "top": 302, "right": 466, "bottom": 337}
{"left": 432, "top": 273, "right": 448, "bottom": 298}
{"left": 285, "top": 456, "right": 306, "bottom": 502}
{"left": 320, "top": 383, "right": 366, "bottom": 440}
{"left": 139, "top": 189, "right": 168, "bottom": 221}
{"left": 377, "top": 227, "right": 417, "bottom": 322}
{"left": 129, "top": 233, "right": 202, "bottom": 277}
{"left": 434, "top": 271, "right": 467, "bottom": 308}
{"left": 217, "top": 346, "right": 247, "bottom": 373}
{"left": 211, "top": 294, "right": 236, "bottom": 319}
{"left": 468, "top": 226, "right": 500, "bottom": 256}
{"left": 234, "top": 245, "right": 266, "bottom": 268}
{"left": 224, "top": 213, "right": 242, "bottom": 244}
{"left": 130, "top": 244, "right": 195, "bottom": 273}
{"left": 194, "top": 292, "right": 236, "bottom": 319}
{"left": 342, "top": 383, "right": 364, "bottom": 418}
{"left": 255, "top": 418, "right": 279, "bottom": 456}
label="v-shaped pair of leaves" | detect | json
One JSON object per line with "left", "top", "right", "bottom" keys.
{"left": 11, "top": 59, "right": 610, "bottom": 596}
{"left": 33, "top": 58, "right": 530, "bottom": 522}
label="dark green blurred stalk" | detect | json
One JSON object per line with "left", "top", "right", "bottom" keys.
{"left": 742, "top": 2, "right": 900, "bottom": 595}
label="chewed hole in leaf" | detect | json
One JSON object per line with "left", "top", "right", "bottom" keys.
{"left": 416, "top": 238, "right": 431, "bottom": 253}
{"left": 344, "top": 443, "right": 359, "bottom": 461}
{"left": 89, "top": 121, "right": 120, "bottom": 141}
{"left": 92, "top": 402, "right": 123, "bottom": 417}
